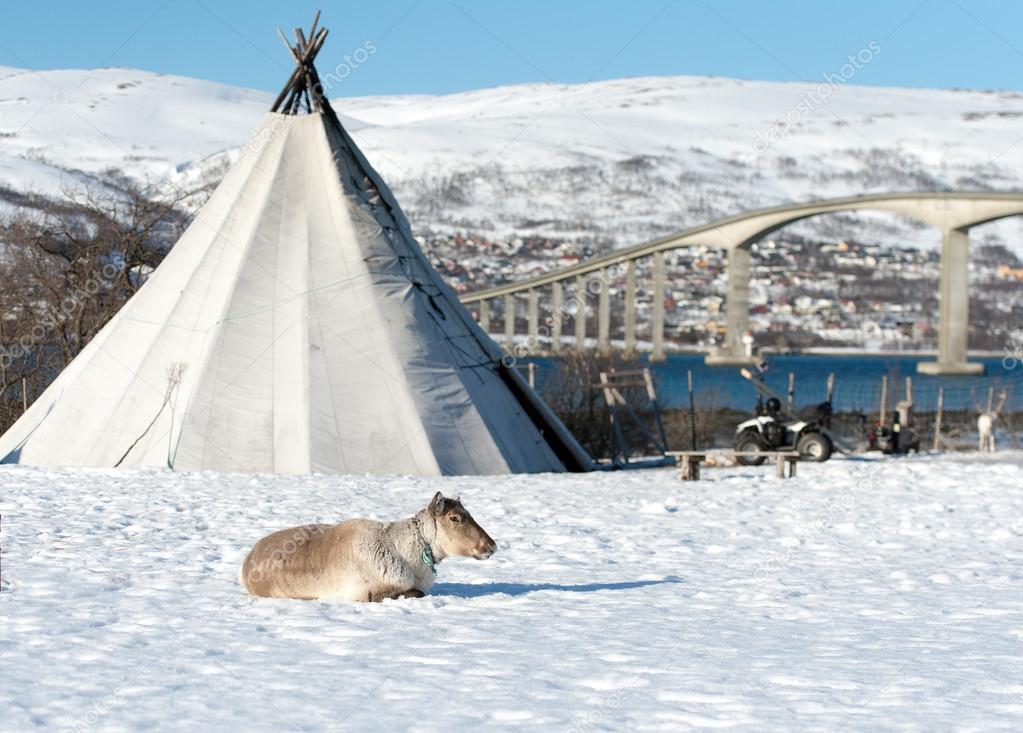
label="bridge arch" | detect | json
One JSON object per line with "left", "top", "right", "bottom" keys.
{"left": 710, "top": 200, "right": 1023, "bottom": 374}
{"left": 458, "top": 192, "right": 1023, "bottom": 374}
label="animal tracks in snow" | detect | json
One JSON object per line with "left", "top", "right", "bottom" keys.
{"left": 1, "top": 454, "right": 1022, "bottom": 730}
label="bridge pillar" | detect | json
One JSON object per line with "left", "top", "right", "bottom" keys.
{"left": 651, "top": 251, "right": 666, "bottom": 362}
{"left": 503, "top": 293, "right": 515, "bottom": 351}
{"left": 706, "top": 246, "right": 757, "bottom": 366}
{"left": 527, "top": 288, "right": 539, "bottom": 345}
{"left": 574, "top": 275, "right": 587, "bottom": 350}
{"left": 597, "top": 269, "right": 610, "bottom": 354}
{"left": 479, "top": 299, "right": 490, "bottom": 334}
{"left": 918, "top": 227, "right": 983, "bottom": 375}
{"left": 624, "top": 260, "right": 637, "bottom": 353}
{"left": 550, "top": 281, "right": 563, "bottom": 353}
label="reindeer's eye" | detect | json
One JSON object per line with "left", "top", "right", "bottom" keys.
{"left": 448, "top": 514, "right": 462, "bottom": 523}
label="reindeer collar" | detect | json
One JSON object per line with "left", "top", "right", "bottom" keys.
{"left": 414, "top": 520, "right": 438, "bottom": 575}
{"left": 421, "top": 544, "right": 437, "bottom": 574}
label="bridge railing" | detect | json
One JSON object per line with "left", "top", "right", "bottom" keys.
{"left": 456, "top": 191, "right": 1023, "bottom": 374}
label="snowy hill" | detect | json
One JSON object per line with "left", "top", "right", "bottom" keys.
{"left": 3, "top": 66, "right": 1023, "bottom": 250}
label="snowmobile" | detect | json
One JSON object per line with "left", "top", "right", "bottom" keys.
{"left": 865, "top": 410, "right": 920, "bottom": 455}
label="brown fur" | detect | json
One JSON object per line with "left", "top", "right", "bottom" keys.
{"left": 240, "top": 493, "right": 495, "bottom": 602}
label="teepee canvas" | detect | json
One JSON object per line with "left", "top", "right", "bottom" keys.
{"left": 0, "top": 18, "right": 592, "bottom": 476}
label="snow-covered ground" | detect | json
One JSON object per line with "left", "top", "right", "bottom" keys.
{"left": 1, "top": 453, "right": 1022, "bottom": 731}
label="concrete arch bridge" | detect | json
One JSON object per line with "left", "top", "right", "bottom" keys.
{"left": 458, "top": 191, "right": 1023, "bottom": 375}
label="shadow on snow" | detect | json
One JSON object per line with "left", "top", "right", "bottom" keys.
{"left": 431, "top": 577, "right": 683, "bottom": 598}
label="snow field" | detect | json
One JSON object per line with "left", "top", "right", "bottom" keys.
{"left": 1, "top": 453, "right": 1022, "bottom": 731}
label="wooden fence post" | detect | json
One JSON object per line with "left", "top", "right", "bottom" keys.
{"left": 1008, "top": 388, "right": 1019, "bottom": 450}
{"left": 687, "top": 370, "right": 697, "bottom": 451}
{"left": 932, "top": 387, "right": 944, "bottom": 452}
{"left": 878, "top": 374, "right": 888, "bottom": 427}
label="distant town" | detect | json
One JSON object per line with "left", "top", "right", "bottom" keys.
{"left": 424, "top": 233, "right": 1023, "bottom": 352}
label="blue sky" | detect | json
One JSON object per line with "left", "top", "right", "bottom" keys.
{"left": 3, "top": 1, "right": 1023, "bottom": 95}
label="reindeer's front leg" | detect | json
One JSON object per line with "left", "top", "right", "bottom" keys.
{"left": 367, "top": 585, "right": 426, "bottom": 602}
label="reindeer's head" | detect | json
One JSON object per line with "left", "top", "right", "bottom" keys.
{"left": 428, "top": 492, "right": 496, "bottom": 560}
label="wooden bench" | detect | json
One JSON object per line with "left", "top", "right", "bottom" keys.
{"left": 666, "top": 450, "right": 801, "bottom": 480}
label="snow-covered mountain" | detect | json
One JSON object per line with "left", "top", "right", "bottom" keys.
{"left": 3, "top": 65, "right": 1023, "bottom": 251}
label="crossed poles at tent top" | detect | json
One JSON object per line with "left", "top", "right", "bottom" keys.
{"left": 270, "top": 11, "right": 332, "bottom": 116}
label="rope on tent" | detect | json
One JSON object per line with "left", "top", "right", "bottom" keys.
{"left": 114, "top": 363, "right": 186, "bottom": 467}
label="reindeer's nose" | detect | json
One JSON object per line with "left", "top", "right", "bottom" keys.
{"left": 477, "top": 538, "right": 497, "bottom": 559}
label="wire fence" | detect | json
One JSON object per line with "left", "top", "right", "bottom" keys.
{"left": 677, "top": 373, "right": 1023, "bottom": 453}
{"left": 528, "top": 353, "right": 1023, "bottom": 458}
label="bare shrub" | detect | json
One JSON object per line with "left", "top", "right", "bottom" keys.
{"left": 0, "top": 179, "right": 206, "bottom": 434}
{"left": 538, "top": 350, "right": 650, "bottom": 461}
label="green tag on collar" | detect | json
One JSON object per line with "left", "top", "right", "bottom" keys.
{"left": 422, "top": 545, "right": 436, "bottom": 574}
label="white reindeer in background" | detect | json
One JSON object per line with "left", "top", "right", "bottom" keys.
{"left": 977, "top": 389, "right": 1008, "bottom": 453}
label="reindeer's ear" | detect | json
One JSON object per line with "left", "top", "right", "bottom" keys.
{"left": 429, "top": 491, "right": 447, "bottom": 515}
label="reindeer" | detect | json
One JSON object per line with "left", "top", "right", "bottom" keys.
{"left": 240, "top": 493, "right": 496, "bottom": 602}
{"left": 977, "top": 389, "right": 1008, "bottom": 453}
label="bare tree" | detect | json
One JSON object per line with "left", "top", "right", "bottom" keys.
{"left": 0, "top": 177, "right": 208, "bottom": 433}
{"left": 538, "top": 350, "right": 647, "bottom": 460}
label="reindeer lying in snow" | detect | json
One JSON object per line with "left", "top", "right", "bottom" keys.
{"left": 240, "top": 493, "right": 496, "bottom": 602}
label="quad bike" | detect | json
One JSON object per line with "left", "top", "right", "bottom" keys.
{"left": 734, "top": 395, "right": 834, "bottom": 465}
{"left": 732, "top": 363, "right": 843, "bottom": 465}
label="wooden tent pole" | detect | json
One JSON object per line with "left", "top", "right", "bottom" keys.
{"left": 271, "top": 26, "right": 329, "bottom": 113}
{"left": 298, "top": 27, "right": 329, "bottom": 113}
{"left": 276, "top": 29, "right": 306, "bottom": 113}
{"left": 271, "top": 70, "right": 300, "bottom": 111}
{"left": 272, "top": 54, "right": 307, "bottom": 113}
{"left": 293, "top": 28, "right": 312, "bottom": 112}
{"left": 305, "top": 66, "right": 328, "bottom": 113}
{"left": 308, "top": 10, "right": 321, "bottom": 39}
{"left": 304, "top": 62, "right": 333, "bottom": 115}
{"left": 293, "top": 28, "right": 311, "bottom": 112}
{"left": 302, "top": 29, "right": 330, "bottom": 112}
